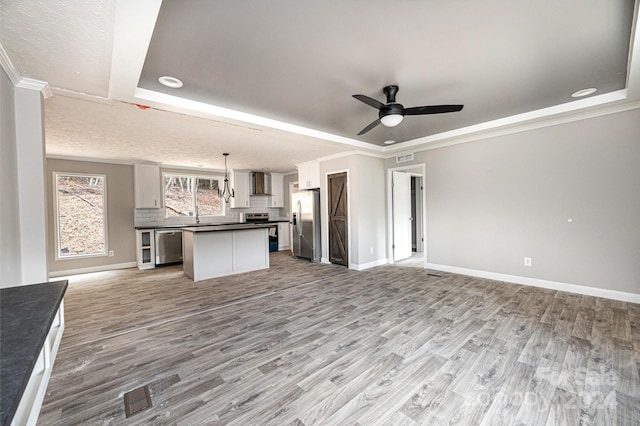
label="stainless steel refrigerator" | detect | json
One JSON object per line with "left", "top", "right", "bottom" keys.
{"left": 291, "top": 189, "right": 321, "bottom": 262}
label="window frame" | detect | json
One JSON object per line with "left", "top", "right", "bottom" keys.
{"left": 162, "top": 172, "right": 225, "bottom": 218}
{"left": 53, "top": 172, "right": 108, "bottom": 260}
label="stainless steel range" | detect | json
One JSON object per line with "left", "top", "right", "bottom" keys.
{"left": 245, "top": 212, "right": 269, "bottom": 223}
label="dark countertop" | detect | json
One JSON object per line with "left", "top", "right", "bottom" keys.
{"left": 135, "top": 219, "right": 289, "bottom": 230}
{"left": 182, "top": 222, "right": 279, "bottom": 232}
{"left": 1, "top": 280, "right": 68, "bottom": 426}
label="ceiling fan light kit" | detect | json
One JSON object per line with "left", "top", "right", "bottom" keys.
{"left": 353, "top": 85, "right": 464, "bottom": 135}
{"left": 380, "top": 113, "right": 404, "bottom": 127}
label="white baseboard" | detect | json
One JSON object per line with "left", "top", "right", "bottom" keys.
{"left": 49, "top": 262, "right": 137, "bottom": 278}
{"left": 426, "top": 263, "right": 640, "bottom": 304}
{"left": 350, "top": 258, "right": 388, "bottom": 271}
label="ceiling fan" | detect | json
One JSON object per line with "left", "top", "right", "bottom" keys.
{"left": 352, "top": 85, "right": 464, "bottom": 135}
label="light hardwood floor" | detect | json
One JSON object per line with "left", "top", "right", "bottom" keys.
{"left": 39, "top": 252, "right": 640, "bottom": 425}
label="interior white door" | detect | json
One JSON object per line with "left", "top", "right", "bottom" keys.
{"left": 392, "top": 171, "right": 412, "bottom": 261}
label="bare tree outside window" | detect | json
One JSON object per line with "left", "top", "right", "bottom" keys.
{"left": 164, "top": 176, "right": 195, "bottom": 217}
{"left": 55, "top": 173, "right": 107, "bottom": 258}
{"left": 196, "top": 178, "right": 220, "bottom": 216}
{"left": 164, "top": 174, "right": 223, "bottom": 217}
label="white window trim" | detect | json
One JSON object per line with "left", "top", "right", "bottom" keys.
{"left": 163, "top": 172, "right": 225, "bottom": 218}
{"left": 53, "top": 172, "right": 108, "bottom": 260}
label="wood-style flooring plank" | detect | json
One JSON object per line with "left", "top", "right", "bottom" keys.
{"left": 37, "top": 252, "right": 639, "bottom": 425}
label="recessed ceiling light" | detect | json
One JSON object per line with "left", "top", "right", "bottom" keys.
{"left": 158, "top": 76, "right": 183, "bottom": 89}
{"left": 571, "top": 88, "right": 597, "bottom": 98}
{"left": 384, "top": 140, "right": 396, "bottom": 145}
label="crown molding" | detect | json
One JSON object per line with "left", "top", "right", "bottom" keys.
{"left": 0, "top": 42, "right": 22, "bottom": 85}
{"left": 46, "top": 154, "right": 229, "bottom": 173}
{"left": 382, "top": 97, "right": 640, "bottom": 158}
{"left": 51, "top": 86, "right": 113, "bottom": 103}
{"left": 47, "top": 154, "right": 135, "bottom": 166}
{"left": 15, "top": 78, "right": 52, "bottom": 98}
{"left": 314, "top": 149, "right": 386, "bottom": 164}
{"left": 1, "top": 42, "right": 53, "bottom": 98}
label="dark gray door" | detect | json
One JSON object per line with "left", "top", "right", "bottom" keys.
{"left": 328, "top": 172, "right": 348, "bottom": 266}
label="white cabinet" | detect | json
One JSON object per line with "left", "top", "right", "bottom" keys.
{"left": 134, "top": 163, "right": 161, "bottom": 208}
{"left": 297, "top": 160, "right": 320, "bottom": 189}
{"left": 270, "top": 172, "right": 285, "bottom": 208}
{"left": 136, "top": 229, "right": 155, "bottom": 269}
{"left": 182, "top": 228, "right": 269, "bottom": 281}
{"left": 230, "top": 170, "right": 250, "bottom": 208}
{"left": 278, "top": 222, "right": 290, "bottom": 250}
{"left": 10, "top": 298, "right": 65, "bottom": 426}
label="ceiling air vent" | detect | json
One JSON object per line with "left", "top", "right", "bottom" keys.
{"left": 396, "top": 153, "right": 414, "bottom": 163}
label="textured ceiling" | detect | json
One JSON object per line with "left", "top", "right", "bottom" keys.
{"left": 1, "top": 0, "right": 639, "bottom": 172}
{"left": 0, "top": 0, "right": 115, "bottom": 96}
{"left": 44, "top": 95, "right": 348, "bottom": 172}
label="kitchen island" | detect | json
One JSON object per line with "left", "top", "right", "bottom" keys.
{"left": 182, "top": 223, "right": 273, "bottom": 281}
{"left": 1, "top": 281, "right": 67, "bottom": 426}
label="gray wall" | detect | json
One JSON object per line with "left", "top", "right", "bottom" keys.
{"left": 283, "top": 172, "right": 297, "bottom": 218}
{"left": 319, "top": 154, "right": 386, "bottom": 268}
{"left": 46, "top": 159, "right": 136, "bottom": 273}
{"left": 0, "top": 69, "right": 21, "bottom": 286}
{"left": 386, "top": 108, "right": 640, "bottom": 294}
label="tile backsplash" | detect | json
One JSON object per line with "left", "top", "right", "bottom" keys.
{"left": 134, "top": 195, "right": 287, "bottom": 227}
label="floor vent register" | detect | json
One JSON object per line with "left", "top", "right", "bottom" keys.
{"left": 123, "top": 385, "right": 153, "bottom": 418}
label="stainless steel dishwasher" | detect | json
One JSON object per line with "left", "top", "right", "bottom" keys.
{"left": 155, "top": 230, "right": 183, "bottom": 265}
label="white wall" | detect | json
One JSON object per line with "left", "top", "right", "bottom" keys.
{"left": 0, "top": 68, "right": 22, "bottom": 286}
{"left": 386, "top": 108, "right": 640, "bottom": 296}
{"left": 14, "top": 81, "right": 49, "bottom": 284}
{"left": 0, "top": 70, "right": 49, "bottom": 287}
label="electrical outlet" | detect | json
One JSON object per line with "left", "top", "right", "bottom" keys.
{"left": 524, "top": 257, "right": 532, "bottom": 266}
{"left": 369, "top": 247, "right": 374, "bottom": 254}
{"left": 109, "top": 250, "right": 114, "bottom": 257}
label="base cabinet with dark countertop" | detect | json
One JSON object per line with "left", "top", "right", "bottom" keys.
{"left": 182, "top": 225, "right": 270, "bottom": 281}
{"left": 0, "top": 281, "right": 67, "bottom": 426}
{"left": 134, "top": 220, "right": 289, "bottom": 270}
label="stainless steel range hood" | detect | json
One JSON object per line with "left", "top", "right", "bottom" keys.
{"left": 251, "top": 171, "right": 271, "bottom": 195}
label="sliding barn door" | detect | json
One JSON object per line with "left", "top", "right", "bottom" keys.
{"left": 328, "top": 172, "right": 348, "bottom": 266}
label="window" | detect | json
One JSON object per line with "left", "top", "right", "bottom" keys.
{"left": 164, "top": 173, "right": 223, "bottom": 218}
{"left": 54, "top": 173, "right": 107, "bottom": 259}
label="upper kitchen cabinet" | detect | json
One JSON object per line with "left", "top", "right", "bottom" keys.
{"left": 134, "top": 163, "right": 161, "bottom": 208}
{"left": 270, "top": 173, "right": 284, "bottom": 208}
{"left": 297, "top": 160, "right": 320, "bottom": 189}
{"left": 230, "top": 170, "right": 250, "bottom": 208}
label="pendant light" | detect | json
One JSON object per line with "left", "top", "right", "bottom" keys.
{"left": 219, "top": 153, "right": 235, "bottom": 203}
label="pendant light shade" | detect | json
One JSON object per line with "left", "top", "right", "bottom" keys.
{"left": 219, "top": 153, "right": 235, "bottom": 204}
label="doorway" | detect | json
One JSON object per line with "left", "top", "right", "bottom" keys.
{"left": 411, "top": 175, "right": 424, "bottom": 253}
{"left": 327, "top": 172, "right": 348, "bottom": 266}
{"left": 388, "top": 166, "right": 425, "bottom": 265}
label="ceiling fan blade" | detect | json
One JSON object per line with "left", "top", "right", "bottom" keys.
{"left": 353, "top": 94, "right": 385, "bottom": 110}
{"left": 357, "top": 118, "right": 381, "bottom": 135}
{"left": 403, "top": 104, "right": 464, "bottom": 115}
